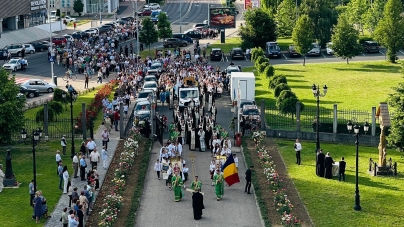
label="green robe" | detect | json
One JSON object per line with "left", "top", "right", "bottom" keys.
{"left": 171, "top": 175, "right": 183, "bottom": 202}
{"left": 214, "top": 173, "right": 224, "bottom": 200}
{"left": 190, "top": 180, "right": 202, "bottom": 191}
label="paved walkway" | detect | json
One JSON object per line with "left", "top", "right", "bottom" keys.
{"left": 43, "top": 92, "right": 136, "bottom": 227}
{"left": 135, "top": 96, "right": 263, "bottom": 227}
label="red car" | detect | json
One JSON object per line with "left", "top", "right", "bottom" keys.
{"left": 52, "top": 37, "right": 67, "bottom": 46}
{"left": 137, "top": 9, "right": 152, "bottom": 16}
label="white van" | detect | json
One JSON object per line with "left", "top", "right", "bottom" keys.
{"left": 178, "top": 87, "right": 200, "bottom": 110}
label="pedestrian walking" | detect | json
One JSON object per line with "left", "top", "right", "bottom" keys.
{"left": 294, "top": 139, "right": 302, "bottom": 165}
{"left": 56, "top": 150, "right": 62, "bottom": 175}
{"left": 101, "top": 147, "right": 108, "bottom": 169}
{"left": 79, "top": 155, "right": 87, "bottom": 181}
{"left": 245, "top": 165, "right": 253, "bottom": 194}
{"left": 154, "top": 159, "right": 162, "bottom": 180}
{"left": 29, "top": 179, "right": 35, "bottom": 206}
{"left": 58, "top": 162, "right": 64, "bottom": 190}
{"left": 89, "top": 149, "right": 100, "bottom": 170}
{"left": 101, "top": 129, "right": 109, "bottom": 149}
{"left": 61, "top": 135, "right": 67, "bottom": 155}
{"left": 72, "top": 153, "right": 79, "bottom": 178}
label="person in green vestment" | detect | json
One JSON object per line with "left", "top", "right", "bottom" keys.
{"left": 190, "top": 176, "right": 202, "bottom": 191}
{"left": 214, "top": 169, "right": 224, "bottom": 201}
{"left": 171, "top": 171, "right": 183, "bottom": 202}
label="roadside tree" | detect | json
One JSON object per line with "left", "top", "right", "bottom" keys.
{"left": 73, "top": 0, "right": 84, "bottom": 16}
{"left": 239, "top": 8, "right": 277, "bottom": 49}
{"left": 344, "top": 0, "right": 368, "bottom": 35}
{"left": 276, "top": 0, "right": 296, "bottom": 37}
{"left": 0, "top": 69, "right": 25, "bottom": 144}
{"left": 331, "top": 14, "right": 362, "bottom": 64}
{"left": 276, "top": 90, "right": 304, "bottom": 122}
{"left": 387, "top": 62, "right": 404, "bottom": 149}
{"left": 140, "top": 18, "right": 158, "bottom": 53}
{"left": 374, "top": 0, "right": 404, "bottom": 63}
{"left": 157, "top": 13, "right": 172, "bottom": 39}
{"left": 292, "top": 14, "right": 314, "bottom": 66}
{"left": 364, "top": 0, "right": 386, "bottom": 35}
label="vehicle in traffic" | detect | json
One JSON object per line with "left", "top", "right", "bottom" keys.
{"left": 148, "top": 3, "right": 160, "bottom": 9}
{"left": 287, "top": 45, "right": 301, "bottom": 58}
{"left": 147, "top": 69, "right": 160, "bottom": 79}
{"left": 163, "top": 38, "right": 188, "bottom": 48}
{"left": 23, "top": 44, "right": 36, "bottom": 54}
{"left": 84, "top": 28, "right": 98, "bottom": 35}
{"left": 307, "top": 43, "right": 321, "bottom": 56}
{"left": 19, "top": 86, "right": 40, "bottom": 98}
{"left": 241, "top": 105, "right": 261, "bottom": 123}
{"left": 52, "top": 37, "right": 67, "bottom": 46}
{"left": 151, "top": 10, "right": 161, "bottom": 23}
{"left": 362, "top": 41, "right": 379, "bottom": 53}
{"left": 137, "top": 90, "right": 156, "bottom": 102}
{"left": 184, "top": 30, "right": 202, "bottom": 39}
{"left": 203, "top": 20, "right": 209, "bottom": 25}
{"left": 98, "top": 25, "right": 112, "bottom": 33}
{"left": 134, "top": 100, "right": 152, "bottom": 115}
{"left": 121, "top": 16, "right": 134, "bottom": 21}
{"left": 178, "top": 87, "right": 200, "bottom": 110}
{"left": 2, "top": 44, "right": 24, "bottom": 57}
{"left": 210, "top": 48, "right": 223, "bottom": 61}
{"left": 266, "top": 41, "right": 281, "bottom": 58}
{"left": 172, "top": 34, "right": 193, "bottom": 44}
{"left": 193, "top": 23, "right": 209, "bottom": 30}
{"left": 21, "top": 79, "right": 56, "bottom": 93}
{"left": 137, "top": 8, "right": 152, "bottom": 16}
{"left": 226, "top": 65, "right": 241, "bottom": 78}
{"left": 144, "top": 75, "right": 157, "bottom": 82}
{"left": 3, "top": 58, "right": 26, "bottom": 71}
{"left": 143, "top": 81, "right": 158, "bottom": 92}
{"left": 230, "top": 47, "right": 244, "bottom": 60}
{"left": 133, "top": 110, "right": 151, "bottom": 127}
{"left": 30, "top": 42, "right": 48, "bottom": 52}
{"left": 150, "top": 62, "right": 163, "bottom": 71}
{"left": 115, "top": 20, "right": 127, "bottom": 25}
{"left": 238, "top": 99, "right": 256, "bottom": 112}
{"left": 63, "top": 35, "right": 74, "bottom": 42}
{"left": 326, "top": 42, "right": 334, "bottom": 55}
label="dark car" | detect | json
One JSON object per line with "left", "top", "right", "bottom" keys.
{"left": 30, "top": 42, "right": 48, "bottom": 52}
{"left": 362, "top": 41, "right": 380, "bottom": 53}
{"left": 138, "top": 9, "right": 152, "bottom": 16}
{"left": 184, "top": 30, "right": 202, "bottom": 39}
{"left": 115, "top": 20, "right": 127, "bottom": 25}
{"left": 98, "top": 25, "right": 112, "bottom": 33}
{"left": 0, "top": 49, "right": 7, "bottom": 60}
{"left": 210, "top": 48, "right": 223, "bottom": 61}
{"left": 121, "top": 16, "right": 134, "bottom": 21}
{"left": 70, "top": 32, "right": 82, "bottom": 39}
{"left": 163, "top": 38, "right": 188, "bottom": 48}
{"left": 230, "top": 47, "right": 244, "bottom": 60}
{"left": 287, "top": 45, "right": 301, "bottom": 57}
{"left": 75, "top": 31, "right": 89, "bottom": 39}
{"left": 172, "top": 34, "right": 193, "bottom": 44}
{"left": 52, "top": 37, "right": 67, "bottom": 46}
{"left": 266, "top": 41, "right": 281, "bottom": 58}
{"left": 19, "top": 86, "right": 40, "bottom": 98}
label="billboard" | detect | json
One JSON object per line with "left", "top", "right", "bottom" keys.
{"left": 245, "top": 0, "right": 260, "bottom": 10}
{"left": 209, "top": 8, "right": 236, "bottom": 29}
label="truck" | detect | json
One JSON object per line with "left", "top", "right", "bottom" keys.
{"left": 230, "top": 72, "right": 255, "bottom": 102}
{"left": 178, "top": 86, "right": 200, "bottom": 110}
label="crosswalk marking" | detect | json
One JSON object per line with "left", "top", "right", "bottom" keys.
{"left": 13, "top": 77, "right": 30, "bottom": 84}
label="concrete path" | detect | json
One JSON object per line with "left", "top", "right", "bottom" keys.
{"left": 135, "top": 95, "right": 263, "bottom": 227}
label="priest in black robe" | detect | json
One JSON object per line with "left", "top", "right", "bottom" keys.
{"left": 324, "top": 152, "right": 335, "bottom": 179}
{"left": 316, "top": 149, "right": 326, "bottom": 177}
{"left": 192, "top": 188, "right": 204, "bottom": 220}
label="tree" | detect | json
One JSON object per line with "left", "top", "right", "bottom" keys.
{"left": 387, "top": 62, "right": 404, "bottom": 149}
{"left": 274, "top": 83, "right": 291, "bottom": 97}
{"left": 276, "top": 90, "right": 304, "bottom": 121}
{"left": 140, "top": 18, "right": 158, "bottom": 53}
{"left": 344, "top": 0, "right": 369, "bottom": 35}
{"left": 292, "top": 14, "right": 314, "bottom": 66}
{"left": 157, "top": 13, "right": 172, "bottom": 39}
{"left": 239, "top": 8, "right": 277, "bottom": 49}
{"left": 0, "top": 69, "right": 25, "bottom": 143}
{"left": 73, "top": 0, "right": 84, "bottom": 16}
{"left": 251, "top": 47, "right": 265, "bottom": 61}
{"left": 374, "top": 0, "right": 404, "bottom": 63}
{"left": 276, "top": 0, "right": 297, "bottom": 37}
{"left": 56, "top": 9, "right": 61, "bottom": 17}
{"left": 331, "top": 14, "right": 362, "bottom": 64}
{"left": 300, "top": 0, "right": 337, "bottom": 48}
{"left": 264, "top": 65, "right": 275, "bottom": 78}
{"left": 364, "top": 0, "right": 386, "bottom": 35}
{"left": 269, "top": 74, "right": 287, "bottom": 89}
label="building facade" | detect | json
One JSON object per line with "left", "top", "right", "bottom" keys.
{"left": 0, "top": 0, "right": 48, "bottom": 32}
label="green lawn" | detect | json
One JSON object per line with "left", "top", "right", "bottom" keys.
{"left": 67, "top": 19, "right": 91, "bottom": 28}
{"left": 208, "top": 37, "right": 242, "bottom": 54}
{"left": 0, "top": 141, "right": 78, "bottom": 227}
{"left": 275, "top": 139, "right": 404, "bottom": 227}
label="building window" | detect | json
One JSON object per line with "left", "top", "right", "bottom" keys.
{"left": 62, "top": 0, "right": 65, "bottom": 8}
{"left": 66, "top": 0, "right": 70, "bottom": 7}
{"left": 50, "top": 0, "right": 55, "bottom": 7}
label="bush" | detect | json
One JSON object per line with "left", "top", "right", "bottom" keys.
{"left": 251, "top": 47, "right": 265, "bottom": 62}
{"left": 48, "top": 101, "right": 64, "bottom": 116}
{"left": 264, "top": 65, "right": 275, "bottom": 79}
{"left": 255, "top": 56, "right": 268, "bottom": 68}
{"left": 258, "top": 62, "right": 270, "bottom": 73}
{"left": 276, "top": 90, "right": 303, "bottom": 117}
{"left": 269, "top": 74, "right": 287, "bottom": 89}
{"left": 274, "top": 83, "right": 291, "bottom": 97}
{"left": 53, "top": 88, "right": 69, "bottom": 104}
{"left": 35, "top": 107, "right": 55, "bottom": 123}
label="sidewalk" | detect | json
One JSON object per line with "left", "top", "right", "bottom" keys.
{"left": 43, "top": 94, "right": 136, "bottom": 227}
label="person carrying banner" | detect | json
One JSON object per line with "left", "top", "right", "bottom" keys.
{"left": 171, "top": 171, "right": 183, "bottom": 202}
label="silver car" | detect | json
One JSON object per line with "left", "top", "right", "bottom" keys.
{"left": 22, "top": 79, "right": 56, "bottom": 93}
{"left": 23, "top": 44, "right": 36, "bottom": 54}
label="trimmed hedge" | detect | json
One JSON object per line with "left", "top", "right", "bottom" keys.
{"left": 269, "top": 74, "right": 287, "bottom": 89}
{"left": 274, "top": 83, "right": 291, "bottom": 97}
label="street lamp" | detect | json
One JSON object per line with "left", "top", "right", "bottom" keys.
{"left": 21, "top": 128, "right": 40, "bottom": 194}
{"left": 62, "top": 90, "right": 77, "bottom": 159}
{"left": 347, "top": 120, "right": 369, "bottom": 211}
{"left": 312, "top": 84, "right": 327, "bottom": 176}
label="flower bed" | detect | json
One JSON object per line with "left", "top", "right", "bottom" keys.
{"left": 252, "top": 131, "right": 302, "bottom": 227}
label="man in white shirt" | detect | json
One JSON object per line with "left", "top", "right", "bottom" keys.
{"left": 294, "top": 139, "right": 302, "bottom": 165}
{"left": 86, "top": 138, "right": 97, "bottom": 156}
{"left": 176, "top": 141, "right": 183, "bottom": 157}
{"left": 89, "top": 149, "right": 100, "bottom": 170}
{"left": 154, "top": 159, "right": 162, "bottom": 180}
{"left": 72, "top": 153, "right": 79, "bottom": 178}
{"left": 56, "top": 150, "right": 62, "bottom": 175}
{"left": 212, "top": 136, "right": 221, "bottom": 148}
{"left": 233, "top": 154, "right": 239, "bottom": 169}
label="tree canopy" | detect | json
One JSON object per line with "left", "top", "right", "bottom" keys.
{"left": 292, "top": 14, "right": 314, "bottom": 66}
{"left": 140, "top": 18, "right": 158, "bottom": 52}
{"left": 157, "top": 13, "right": 172, "bottom": 39}
{"left": 73, "top": 0, "right": 84, "bottom": 16}
{"left": 276, "top": 0, "right": 297, "bottom": 37}
{"left": 387, "top": 62, "right": 404, "bottom": 149}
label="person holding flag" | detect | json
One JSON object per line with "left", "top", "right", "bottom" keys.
{"left": 221, "top": 152, "right": 241, "bottom": 187}
{"left": 213, "top": 169, "right": 224, "bottom": 201}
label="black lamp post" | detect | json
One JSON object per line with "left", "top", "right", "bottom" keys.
{"left": 21, "top": 128, "right": 40, "bottom": 193}
{"left": 62, "top": 91, "right": 77, "bottom": 159}
{"left": 347, "top": 120, "right": 369, "bottom": 211}
{"left": 312, "top": 84, "right": 327, "bottom": 176}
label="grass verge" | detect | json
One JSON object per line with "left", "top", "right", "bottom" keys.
{"left": 275, "top": 139, "right": 404, "bottom": 227}
{"left": 67, "top": 19, "right": 91, "bottom": 28}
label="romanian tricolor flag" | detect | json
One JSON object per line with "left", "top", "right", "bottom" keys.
{"left": 221, "top": 154, "right": 240, "bottom": 186}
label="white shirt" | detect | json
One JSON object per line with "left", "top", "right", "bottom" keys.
{"left": 89, "top": 151, "right": 100, "bottom": 162}
{"left": 63, "top": 170, "right": 69, "bottom": 180}
{"left": 295, "top": 142, "right": 302, "bottom": 151}
{"left": 212, "top": 139, "right": 221, "bottom": 147}
{"left": 56, "top": 153, "right": 62, "bottom": 162}
{"left": 183, "top": 167, "right": 189, "bottom": 173}
{"left": 154, "top": 162, "right": 162, "bottom": 171}
{"left": 225, "top": 139, "right": 231, "bottom": 149}
{"left": 234, "top": 156, "right": 239, "bottom": 168}
{"left": 86, "top": 141, "right": 96, "bottom": 150}
{"left": 209, "top": 163, "right": 216, "bottom": 172}
{"left": 72, "top": 155, "right": 79, "bottom": 164}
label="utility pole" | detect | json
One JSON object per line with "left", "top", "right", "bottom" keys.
{"left": 180, "top": 0, "right": 182, "bottom": 33}
{"left": 136, "top": 0, "right": 140, "bottom": 55}
{"left": 48, "top": 0, "right": 55, "bottom": 85}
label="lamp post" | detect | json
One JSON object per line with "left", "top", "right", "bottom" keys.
{"left": 62, "top": 90, "right": 77, "bottom": 159}
{"left": 312, "top": 84, "right": 327, "bottom": 176}
{"left": 180, "top": 0, "right": 182, "bottom": 33}
{"left": 21, "top": 129, "right": 40, "bottom": 193}
{"left": 347, "top": 120, "right": 369, "bottom": 211}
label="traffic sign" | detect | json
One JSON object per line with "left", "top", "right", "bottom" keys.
{"left": 48, "top": 56, "right": 55, "bottom": 62}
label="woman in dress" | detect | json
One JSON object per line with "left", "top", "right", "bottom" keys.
{"left": 62, "top": 166, "right": 69, "bottom": 194}
{"left": 33, "top": 191, "right": 42, "bottom": 223}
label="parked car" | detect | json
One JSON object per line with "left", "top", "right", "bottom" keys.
{"left": 163, "top": 38, "right": 188, "bottom": 48}
{"left": 63, "top": 16, "right": 77, "bottom": 22}
{"left": 84, "top": 28, "right": 98, "bottom": 35}
{"left": 210, "top": 48, "right": 223, "bottom": 61}
{"left": 148, "top": 3, "right": 160, "bottom": 9}
{"left": 203, "top": 20, "right": 209, "bottom": 25}
{"left": 241, "top": 105, "right": 261, "bottom": 123}
{"left": 287, "top": 45, "right": 301, "bottom": 58}
{"left": 52, "top": 37, "right": 67, "bottom": 46}
{"left": 30, "top": 42, "right": 47, "bottom": 52}
{"left": 230, "top": 47, "right": 244, "bottom": 60}
{"left": 3, "top": 58, "right": 26, "bottom": 71}
{"left": 226, "top": 65, "right": 241, "bottom": 77}
{"left": 23, "top": 44, "right": 36, "bottom": 54}
{"left": 326, "top": 42, "right": 334, "bottom": 55}
{"left": 362, "top": 41, "right": 379, "bottom": 53}
{"left": 137, "top": 9, "right": 152, "bottom": 16}
{"left": 307, "top": 43, "right": 321, "bottom": 56}
{"left": 98, "top": 25, "right": 112, "bottom": 33}
{"left": 184, "top": 30, "right": 202, "bottom": 39}
{"left": 266, "top": 41, "right": 281, "bottom": 58}
{"left": 63, "top": 35, "right": 74, "bottom": 42}
{"left": 19, "top": 86, "right": 40, "bottom": 98}
{"left": 172, "top": 34, "right": 193, "bottom": 44}
{"left": 193, "top": 23, "right": 209, "bottom": 30}
{"left": 21, "top": 79, "right": 56, "bottom": 93}
{"left": 115, "top": 20, "right": 127, "bottom": 25}
{"left": 121, "top": 16, "right": 134, "bottom": 22}
{"left": 2, "top": 43, "right": 24, "bottom": 57}
{"left": 142, "top": 81, "right": 158, "bottom": 92}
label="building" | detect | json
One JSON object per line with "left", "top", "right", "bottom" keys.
{"left": 0, "top": 0, "right": 48, "bottom": 32}
{"left": 48, "top": 0, "right": 119, "bottom": 15}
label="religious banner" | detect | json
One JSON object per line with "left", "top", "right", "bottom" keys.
{"left": 190, "top": 131, "right": 196, "bottom": 150}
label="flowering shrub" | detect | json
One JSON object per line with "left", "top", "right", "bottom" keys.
{"left": 251, "top": 130, "right": 302, "bottom": 226}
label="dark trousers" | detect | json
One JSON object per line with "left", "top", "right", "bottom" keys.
{"left": 157, "top": 171, "right": 160, "bottom": 179}
{"left": 85, "top": 80, "right": 89, "bottom": 88}
{"left": 80, "top": 166, "right": 86, "bottom": 180}
{"left": 62, "top": 146, "right": 66, "bottom": 155}
{"left": 68, "top": 195, "right": 72, "bottom": 207}
{"left": 338, "top": 172, "right": 345, "bottom": 181}
{"left": 102, "top": 140, "right": 108, "bottom": 149}
{"left": 59, "top": 174, "right": 63, "bottom": 189}
{"left": 245, "top": 181, "right": 251, "bottom": 193}
{"left": 30, "top": 194, "right": 35, "bottom": 207}
{"left": 91, "top": 161, "right": 97, "bottom": 170}
{"left": 63, "top": 224, "right": 68, "bottom": 227}
{"left": 56, "top": 162, "right": 60, "bottom": 175}
{"left": 296, "top": 150, "right": 301, "bottom": 165}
